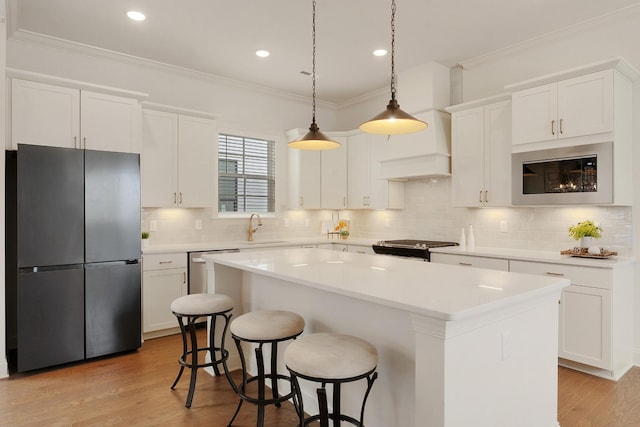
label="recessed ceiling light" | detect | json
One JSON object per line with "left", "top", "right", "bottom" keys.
{"left": 373, "top": 49, "right": 387, "bottom": 57}
{"left": 126, "top": 10, "right": 146, "bottom": 21}
{"left": 256, "top": 50, "right": 270, "bottom": 58}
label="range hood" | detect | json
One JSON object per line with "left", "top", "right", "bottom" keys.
{"left": 379, "top": 109, "right": 451, "bottom": 180}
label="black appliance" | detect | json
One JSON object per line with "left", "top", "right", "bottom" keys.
{"left": 6, "top": 144, "right": 142, "bottom": 372}
{"left": 372, "top": 239, "right": 459, "bottom": 261}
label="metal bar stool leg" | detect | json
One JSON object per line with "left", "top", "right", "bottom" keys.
{"left": 270, "top": 341, "right": 281, "bottom": 407}
{"left": 317, "top": 386, "right": 329, "bottom": 427}
{"left": 185, "top": 317, "right": 199, "bottom": 408}
{"left": 256, "top": 344, "right": 266, "bottom": 427}
{"left": 210, "top": 313, "right": 221, "bottom": 376}
{"left": 360, "top": 372, "right": 378, "bottom": 425}
{"left": 170, "top": 316, "right": 188, "bottom": 390}
{"left": 332, "top": 382, "right": 341, "bottom": 427}
{"left": 228, "top": 337, "right": 246, "bottom": 426}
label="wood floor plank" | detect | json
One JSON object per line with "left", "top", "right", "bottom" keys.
{"left": 1, "top": 332, "right": 639, "bottom": 426}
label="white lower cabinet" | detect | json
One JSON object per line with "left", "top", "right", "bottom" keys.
{"left": 142, "top": 252, "right": 188, "bottom": 337}
{"left": 430, "top": 253, "right": 509, "bottom": 271}
{"left": 509, "top": 260, "right": 632, "bottom": 379}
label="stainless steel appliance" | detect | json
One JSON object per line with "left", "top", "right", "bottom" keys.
{"left": 188, "top": 249, "right": 240, "bottom": 294}
{"left": 6, "top": 144, "right": 142, "bottom": 372}
{"left": 372, "top": 240, "right": 459, "bottom": 261}
{"left": 512, "top": 142, "right": 613, "bottom": 205}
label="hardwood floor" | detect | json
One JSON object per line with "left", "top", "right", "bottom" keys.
{"left": 1, "top": 331, "right": 639, "bottom": 426}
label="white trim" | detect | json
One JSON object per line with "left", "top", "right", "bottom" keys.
{"left": 460, "top": 3, "right": 640, "bottom": 70}
{"left": 445, "top": 93, "right": 511, "bottom": 113}
{"left": 7, "top": 29, "right": 338, "bottom": 109}
{"left": 7, "top": 67, "right": 149, "bottom": 99}
{"left": 142, "top": 101, "right": 219, "bottom": 120}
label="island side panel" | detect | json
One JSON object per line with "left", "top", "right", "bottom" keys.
{"left": 413, "top": 294, "right": 561, "bottom": 427}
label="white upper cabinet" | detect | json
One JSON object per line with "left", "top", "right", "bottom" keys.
{"left": 512, "top": 70, "right": 612, "bottom": 146}
{"left": 286, "top": 129, "right": 321, "bottom": 209}
{"left": 11, "top": 78, "right": 143, "bottom": 153}
{"left": 141, "top": 108, "right": 216, "bottom": 208}
{"left": 507, "top": 58, "right": 639, "bottom": 152}
{"left": 347, "top": 133, "right": 404, "bottom": 210}
{"left": 80, "top": 91, "right": 141, "bottom": 153}
{"left": 11, "top": 79, "right": 80, "bottom": 149}
{"left": 321, "top": 135, "right": 347, "bottom": 210}
{"left": 448, "top": 96, "right": 511, "bottom": 207}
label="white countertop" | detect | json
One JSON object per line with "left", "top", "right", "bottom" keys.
{"left": 205, "top": 248, "right": 568, "bottom": 321}
{"left": 142, "top": 238, "right": 376, "bottom": 254}
{"left": 429, "top": 246, "right": 633, "bottom": 268}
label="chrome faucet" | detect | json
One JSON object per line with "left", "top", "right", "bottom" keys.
{"left": 248, "top": 212, "right": 262, "bottom": 242}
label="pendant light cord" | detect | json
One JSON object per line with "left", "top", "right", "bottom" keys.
{"left": 311, "top": 0, "right": 317, "bottom": 126}
{"left": 390, "top": 0, "right": 397, "bottom": 102}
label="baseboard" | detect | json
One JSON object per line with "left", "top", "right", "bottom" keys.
{"left": 0, "top": 357, "right": 8, "bottom": 379}
{"left": 559, "top": 358, "right": 632, "bottom": 381}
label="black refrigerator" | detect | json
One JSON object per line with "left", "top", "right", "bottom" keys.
{"left": 6, "top": 144, "right": 142, "bottom": 372}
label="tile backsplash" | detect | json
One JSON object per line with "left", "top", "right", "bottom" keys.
{"left": 143, "top": 177, "right": 632, "bottom": 256}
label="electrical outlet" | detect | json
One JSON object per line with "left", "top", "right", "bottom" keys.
{"left": 149, "top": 220, "right": 157, "bottom": 231}
{"left": 500, "top": 220, "right": 508, "bottom": 233}
{"left": 195, "top": 219, "right": 202, "bottom": 230}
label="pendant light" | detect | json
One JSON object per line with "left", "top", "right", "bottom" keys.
{"left": 289, "top": 0, "right": 340, "bottom": 150}
{"left": 360, "top": 0, "right": 427, "bottom": 135}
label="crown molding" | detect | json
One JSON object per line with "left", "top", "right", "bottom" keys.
{"left": 460, "top": 2, "right": 640, "bottom": 70}
{"left": 7, "top": 28, "right": 338, "bottom": 110}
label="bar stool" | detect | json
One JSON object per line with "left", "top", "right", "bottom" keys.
{"left": 284, "top": 332, "right": 378, "bottom": 427}
{"left": 170, "top": 293, "right": 233, "bottom": 408}
{"left": 226, "top": 310, "right": 305, "bottom": 427}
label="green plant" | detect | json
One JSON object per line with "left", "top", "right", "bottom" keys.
{"left": 340, "top": 230, "right": 350, "bottom": 237}
{"left": 568, "top": 220, "right": 602, "bottom": 240}
{"left": 141, "top": 231, "right": 150, "bottom": 239}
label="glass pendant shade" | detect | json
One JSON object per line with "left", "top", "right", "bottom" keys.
{"left": 359, "top": 99, "right": 427, "bottom": 135}
{"left": 289, "top": 122, "right": 340, "bottom": 150}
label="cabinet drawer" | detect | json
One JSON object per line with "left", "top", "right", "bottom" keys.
{"left": 509, "top": 260, "right": 612, "bottom": 289}
{"left": 143, "top": 252, "right": 188, "bottom": 271}
{"left": 430, "top": 253, "right": 509, "bottom": 271}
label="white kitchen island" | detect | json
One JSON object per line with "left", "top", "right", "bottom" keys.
{"left": 204, "top": 248, "right": 569, "bottom": 427}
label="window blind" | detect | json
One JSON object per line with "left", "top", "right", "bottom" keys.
{"left": 218, "top": 134, "right": 275, "bottom": 213}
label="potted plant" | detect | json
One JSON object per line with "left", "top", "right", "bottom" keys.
{"left": 340, "top": 229, "right": 350, "bottom": 240}
{"left": 568, "top": 220, "right": 602, "bottom": 248}
{"left": 141, "top": 231, "right": 150, "bottom": 249}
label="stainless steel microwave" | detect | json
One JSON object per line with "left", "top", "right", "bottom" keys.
{"left": 512, "top": 142, "right": 613, "bottom": 205}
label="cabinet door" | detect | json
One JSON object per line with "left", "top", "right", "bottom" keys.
{"left": 484, "top": 101, "right": 512, "bottom": 207}
{"left": 557, "top": 70, "right": 613, "bottom": 139}
{"left": 347, "top": 133, "right": 370, "bottom": 208}
{"left": 512, "top": 83, "right": 557, "bottom": 145}
{"left": 141, "top": 109, "right": 179, "bottom": 207}
{"left": 559, "top": 285, "right": 611, "bottom": 370}
{"left": 321, "top": 136, "right": 347, "bottom": 209}
{"left": 177, "top": 115, "right": 216, "bottom": 207}
{"left": 288, "top": 149, "right": 321, "bottom": 209}
{"left": 142, "top": 268, "right": 187, "bottom": 333}
{"left": 11, "top": 79, "right": 80, "bottom": 149}
{"left": 430, "top": 253, "right": 509, "bottom": 271}
{"left": 369, "top": 134, "right": 403, "bottom": 209}
{"left": 80, "top": 91, "right": 141, "bottom": 153}
{"left": 451, "top": 106, "right": 485, "bottom": 207}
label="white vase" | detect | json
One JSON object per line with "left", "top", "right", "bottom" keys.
{"left": 579, "top": 236, "right": 594, "bottom": 248}
{"left": 458, "top": 228, "right": 466, "bottom": 250}
{"left": 467, "top": 225, "right": 475, "bottom": 250}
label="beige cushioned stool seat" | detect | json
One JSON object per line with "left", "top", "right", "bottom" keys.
{"left": 285, "top": 332, "right": 378, "bottom": 379}
{"left": 171, "top": 293, "right": 233, "bottom": 316}
{"left": 230, "top": 310, "right": 305, "bottom": 341}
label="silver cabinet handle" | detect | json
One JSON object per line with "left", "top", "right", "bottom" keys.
{"left": 300, "top": 196, "right": 304, "bottom": 207}
{"left": 459, "top": 262, "right": 473, "bottom": 266}
{"left": 546, "top": 271, "right": 564, "bottom": 277}
{"left": 159, "top": 261, "right": 173, "bottom": 264}
{"left": 343, "top": 196, "right": 347, "bottom": 207}
{"left": 485, "top": 190, "right": 488, "bottom": 203}
{"left": 551, "top": 120, "right": 556, "bottom": 136}
{"left": 173, "top": 192, "right": 177, "bottom": 204}
{"left": 179, "top": 192, "right": 183, "bottom": 204}
{"left": 559, "top": 118, "right": 564, "bottom": 135}
{"left": 479, "top": 191, "right": 483, "bottom": 203}
{"left": 183, "top": 272, "right": 186, "bottom": 283}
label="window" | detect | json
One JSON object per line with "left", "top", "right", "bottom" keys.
{"left": 218, "top": 134, "right": 275, "bottom": 213}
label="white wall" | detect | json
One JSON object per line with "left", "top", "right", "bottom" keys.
{"left": 0, "top": 0, "right": 7, "bottom": 378}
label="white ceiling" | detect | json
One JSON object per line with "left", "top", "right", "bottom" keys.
{"left": 8, "top": 0, "right": 640, "bottom": 104}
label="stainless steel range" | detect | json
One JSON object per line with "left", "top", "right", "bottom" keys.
{"left": 372, "top": 239, "right": 459, "bottom": 261}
